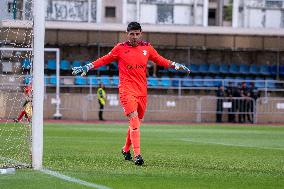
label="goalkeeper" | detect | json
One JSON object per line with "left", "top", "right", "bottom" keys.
{"left": 72, "top": 22, "right": 190, "bottom": 166}
{"left": 14, "top": 84, "right": 32, "bottom": 123}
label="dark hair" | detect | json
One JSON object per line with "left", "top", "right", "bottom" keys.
{"left": 127, "top": 22, "right": 142, "bottom": 32}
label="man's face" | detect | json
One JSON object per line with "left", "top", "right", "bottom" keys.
{"left": 126, "top": 30, "right": 142, "bottom": 46}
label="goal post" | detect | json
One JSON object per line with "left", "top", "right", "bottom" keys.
{"left": 32, "top": 0, "right": 45, "bottom": 170}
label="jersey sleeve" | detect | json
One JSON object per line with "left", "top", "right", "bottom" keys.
{"left": 92, "top": 44, "right": 120, "bottom": 68}
{"left": 148, "top": 45, "right": 170, "bottom": 68}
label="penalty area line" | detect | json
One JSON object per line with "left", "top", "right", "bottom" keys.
{"left": 40, "top": 169, "right": 112, "bottom": 189}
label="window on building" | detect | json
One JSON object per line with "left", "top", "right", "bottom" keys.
{"left": 8, "top": 2, "right": 14, "bottom": 13}
{"left": 105, "top": 6, "right": 116, "bottom": 18}
{"left": 208, "top": 8, "right": 216, "bottom": 26}
{"left": 157, "top": 4, "right": 173, "bottom": 24}
{"left": 266, "top": 0, "right": 283, "bottom": 8}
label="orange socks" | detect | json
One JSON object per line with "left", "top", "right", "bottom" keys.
{"left": 123, "top": 127, "right": 131, "bottom": 152}
{"left": 129, "top": 116, "right": 141, "bottom": 157}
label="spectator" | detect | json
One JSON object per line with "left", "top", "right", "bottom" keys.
{"left": 97, "top": 83, "right": 106, "bottom": 121}
{"left": 239, "top": 82, "right": 249, "bottom": 123}
{"left": 146, "top": 61, "right": 157, "bottom": 77}
{"left": 226, "top": 82, "right": 235, "bottom": 123}
{"left": 216, "top": 85, "right": 225, "bottom": 123}
{"left": 247, "top": 82, "right": 260, "bottom": 123}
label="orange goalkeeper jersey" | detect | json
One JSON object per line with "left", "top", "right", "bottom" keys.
{"left": 91, "top": 41, "right": 170, "bottom": 96}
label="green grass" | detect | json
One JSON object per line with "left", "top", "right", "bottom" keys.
{"left": 1, "top": 122, "right": 284, "bottom": 189}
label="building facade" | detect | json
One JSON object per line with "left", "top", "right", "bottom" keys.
{"left": 1, "top": 0, "right": 281, "bottom": 28}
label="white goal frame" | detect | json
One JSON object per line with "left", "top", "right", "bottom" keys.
{"left": 0, "top": 47, "right": 60, "bottom": 169}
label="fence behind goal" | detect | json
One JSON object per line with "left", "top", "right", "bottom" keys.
{"left": 42, "top": 94, "right": 284, "bottom": 123}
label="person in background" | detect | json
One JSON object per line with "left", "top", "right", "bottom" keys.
{"left": 216, "top": 85, "right": 225, "bottom": 123}
{"left": 247, "top": 82, "right": 260, "bottom": 123}
{"left": 239, "top": 82, "right": 249, "bottom": 123}
{"left": 97, "top": 83, "right": 106, "bottom": 121}
{"left": 14, "top": 84, "right": 32, "bottom": 123}
{"left": 226, "top": 82, "right": 235, "bottom": 123}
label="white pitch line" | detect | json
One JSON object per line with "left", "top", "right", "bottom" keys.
{"left": 40, "top": 169, "right": 112, "bottom": 189}
{"left": 181, "top": 138, "right": 284, "bottom": 151}
{"left": 0, "top": 156, "right": 112, "bottom": 189}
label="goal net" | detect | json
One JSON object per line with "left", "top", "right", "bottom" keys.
{"left": 0, "top": 0, "right": 36, "bottom": 169}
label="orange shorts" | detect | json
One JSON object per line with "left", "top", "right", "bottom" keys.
{"left": 119, "top": 94, "right": 147, "bottom": 119}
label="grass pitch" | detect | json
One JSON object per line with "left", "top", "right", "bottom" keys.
{"left": 1, "top": 122, "right": 284, "bottom": 189}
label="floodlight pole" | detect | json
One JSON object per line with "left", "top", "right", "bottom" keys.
{"left": 32, "top": 0, "right": 45, "bottom": 170}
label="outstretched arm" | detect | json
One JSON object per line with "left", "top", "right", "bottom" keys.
{"left": 72, "top": 46, "right": 119, "bottom": 76}
{"left": 149, "top": 45, "right": 190, "bottom": 74}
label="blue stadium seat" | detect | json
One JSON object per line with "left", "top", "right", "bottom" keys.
{"left": 72, "top": 60, "right": 81, "bottom": 68}
{"left": 208, "top": 64, "right": 220, "bottom": 74}
{"left": 97, "top": 65, "right": 108, "bottom": 71}
{"left": 229, "top": 64, "right": 239, "bottom": 74}
{"left": 87, "top": 76, "right": 99, "bottom": 85}
{"left": 182, "top": 77, "right": 193, "bottom": 87}
{"left": 22, "top": 58, "right": 31, "bottom": 69}
{"left": 193, "top": 76, "right": 203, "bottom": 87}
{"left": 203, "top": 76, "right": 214, "bottom": 87}
{"left": 112, "top": 76, "right": 119, "bottom": 86}
{"left": 235, "top": 76, "right": 245, "bottom": 86}
{"left": 265, "top": 78, "right": 277, "bottom": 88}
{"left": 280, "top": 66, "right": 284, "bottom": 76}
{"left": 269, "top": 65, "right": 277, "bottom": 75}
{"left": 148, "top": 77, "right": 159, "bottom": 86}
{"left": 160, "top": 77, "right": 171, "bottom": 87}
{"left": 214, "top": 76, "right": 223, "bottom": 87}
{"left": 189, "top": 64, "right": 199, "bottom": 74}
{"left": 239, "top": 64, "right": 250, "bottom": 75}
{"left": 249, "top": 65, "right": 260, "bottom": 75}
{"left": 172, "top": 76, "right": 181, "bottom": 87}
{"left": 44, "top": 76, "right": 49, "bottom": 85}
{"left": 254, "top": 77, "right": 265, "bottom": 88}
{"left": 198, "top": 64, "right": 209, "bottom": 73}
{"left": 47, "top": 59, "right": 56, "bottom": 70}
{"left": 100, "top": 75, "right": 111, "bottom": 86}
{"left": 244, "top": 77, "right": 254, "bottom": 86}
{"left": 74, "top": 76, "right": 87, "bottom": 85}
{"left": 219, "top": 64, "right": 229, "bottom": 74}
{"left": 24, "top": 75, "right": 32, "bottom": 84}
{"left": 259, "top": 65, "right": 270, "bottom": 76}
{"left": 224, "top": 76, "right": 234, "bottom": 86}
{"left": 49, "top": 75, "right": 57, "bottom": 85}
{"left": 60, "top": 60, "right": 70, "bottom": 70}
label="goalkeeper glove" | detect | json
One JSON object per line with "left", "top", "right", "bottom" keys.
{"left": 171, "top": 62, "right": 191, "bottom": 73}
{"left": 72, "top": 63, "right": 94, "bottom": 76}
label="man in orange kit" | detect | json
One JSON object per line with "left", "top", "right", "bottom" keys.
{"left": 72, "top": 22, "right": 190, "bottom": 165}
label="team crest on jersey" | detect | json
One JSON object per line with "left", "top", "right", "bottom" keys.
{"left": 142, "top": 50, "right": 147, "bottom": 56}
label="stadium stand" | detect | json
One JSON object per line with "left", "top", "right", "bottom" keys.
{"left": 208, "top": 64, "right": 220, "bottom": 74}
{"left": 259, "top": 65, "right": 270, "bottom": 76}
{"left": 219, "top": 64, "right": 229, "bottom": 74}
{"left": 249, "top": 64, "right": 260, "bottom": 75}
{"left": 198, "top": 64, "right": 209, "bottom": 74}
{"left": 229, "top": 64, "right": 239, "bottom": 75}
{"left": 239, "top": 64, "right": 250, "bottom": 75}
{"left": 49, "top": 75, "right": 57, "bottom": 85}
{"left": 100, "top": 75, "right": 112, "bottom": 86}
{"left": 60, "top": 60, "right": 71, "bottom": 71}
{"left": 71, "top": 60, "right": 81, "bottom": 68}
{"left": 112, "top": 76, "right": 119, "bottom": 86}
{"left": 148, "top": 77, "right": 159, "bottom": 86}
{"left": 74, "top": 76, "right": 87, "bottom": 85}
{"left": 87, "top": 76, "right": 99, "bottom": 86}
{"left": 22, "top": 58, "right": 31, "bottom": 70}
